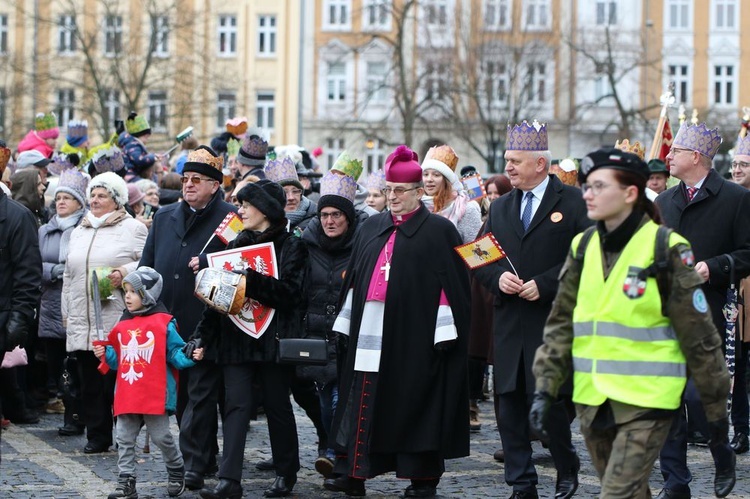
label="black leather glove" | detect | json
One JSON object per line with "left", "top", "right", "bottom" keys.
{"left": 5, "top": 312, "right": 29, "bottom": 352}
{"left": 51, "top": 263, "right": 65, "bottom": 281}
{"left": 528, "top": 390, "right": 554, "bottom": 440}
{"left": 708, "top": 417, "right": 736, "bottom": 497}
{"left": 182, "top": 338, "right": 203, "bottom": 359}
{"left": 232, "top": 269, "right": 248, "bottom": 276}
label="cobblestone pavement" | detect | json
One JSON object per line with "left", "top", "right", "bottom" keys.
{"left": 1, "top": 398, "right": 749, "bottom": 498}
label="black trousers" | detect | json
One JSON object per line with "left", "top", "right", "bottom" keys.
{"left": 76, "top": 350, "right": 115, "bottom": 446}
{"left": 220, "top": 362, "right": 299, "bottom": 481}
{"left": 495, "top": 360, "right": 577, "bottom": 492}
{"left": 180, "top": 360, "right": 222, "bottom": 473}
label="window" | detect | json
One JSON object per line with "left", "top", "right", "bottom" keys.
{"left": 257, "top": 15, "right": 276, "bottom": 56}
{"left": 104, "top": 89, "right": 121, "bottom": 126}
{"left": 104, "top": 15, "right": 122, "bottom": 57}
{"left": 326, "top": 138, "right": 345, "bottom": 168}
{"left": 324, "top": 0, "right": 351, "bottom": 29}
{"left": 425, "top": 0, "right": 448, "bottom": 26}
{"left": 713, "top": 65, "right": 734, "bottom": 106}
{"left": 0, "top": 88, "right": 5, "bottom": 135}
{"left": 216, "top": 92, "right": 236, "bottom": 131}
{"left": 526, "top": 63, "right": 547, "bottom": 103}
{"left": 524, "top": 0, "right": 550, "bottom": 29}
{"left": 593, "top": 75, "right": 612, "bottom": 101}
{"left": 596, "top": 1, "right": 617, "bottom": 25}
{"left": 425, "top": 62, "right": 449, "bottom": 101}
{"left": 365, "top": 61, "right": 387, "bottom": 103}
{"left": 58, "top": 15, "right": 76, "bottom": 54}
{"left": 668, "top": 0, "right": 689, "bottom": 29}
{"left": 713, "top": 0, "right": 736, "bottom": 30}
{"left": 151, "top": 15, "right": 169, "bottom": 56}
{"left": 256, "top": 92, "right": 275, "bottom": 130}
{"left": 484, "top": 61, "right": 508, "bottom": 106}
{"left": 485, "top": 0, "right": 511, "bottom": 29}
{"left": 365, "top": 139, "right": 386, "bottom": 173}
{"left": 327, "top": 62, "right": 347, "bottom": 102}
{"left": 669, "top": 65, "right": 689, "bottom": 104}
{"left": 147, "top": 91, "right": 168, "bottom": 133}
{"left": 363, "top": 0, "right": 390, "bottom": 30}
{"left": 218, "top": 15, "right": 237, "bottom": 56}
{"left": 56, "top": 89, "right": 75, "bottom": 128}
{"left": 0, "top": 15, "right": 7, "bottom": 54}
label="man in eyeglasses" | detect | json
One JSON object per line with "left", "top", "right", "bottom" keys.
{"left": 139, "top": 145, "right": 238, "bottom": 491}
{"left": 655, "top": 123, "right": 750, "bottom": 499}
{"left": 326, "top": 145, "right": 471, "bottom": 498}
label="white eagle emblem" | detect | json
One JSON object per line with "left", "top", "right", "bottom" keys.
{"left": 118, "top": 329, "right": 155, "bottom": 384}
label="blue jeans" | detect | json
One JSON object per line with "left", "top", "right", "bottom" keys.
{"left": 318, "top": 381, "right": 338, "bottom": 460}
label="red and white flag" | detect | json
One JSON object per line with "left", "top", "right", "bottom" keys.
{"left": 215, "top": 212, "right": 244, "bottom": 245}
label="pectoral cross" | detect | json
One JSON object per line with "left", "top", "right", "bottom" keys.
{"left": 380, "top": 261, "right": 391, "bottom": 282}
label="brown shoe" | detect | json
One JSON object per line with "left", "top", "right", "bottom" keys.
{"left": 493, "top": 449, "right": 505, "bottom": 462}
{"left": 470, "top": 400, "right": 482, "bottom": 432}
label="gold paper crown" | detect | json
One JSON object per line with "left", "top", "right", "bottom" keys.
{"left": 226, "top": 117, "right": 248, "bottom": 137}
{"left": 424, "top": 145, "right": 459, "bottom": 171}
{"left": 614, "top": 139, "right": 645, "bottom": 160}
{"left": 0, "top": 145, "right": 10, "bottom": 171}
{"left": 187, "top": 147, "right": 224, "bottom": 171}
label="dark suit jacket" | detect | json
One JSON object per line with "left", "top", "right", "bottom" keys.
{"left": 655, "top": 168, "right": 750, "bottom": 331}
{"left": 474, "top": 174, "right": 591, "bottom": 394}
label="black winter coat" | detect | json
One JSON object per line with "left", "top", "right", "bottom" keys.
{"left": 193, "top": 224, "right": 308, "bottom": 364}
{"left": 655, "top": 168, "right": 750, "bottom": 332}
{"left": 139, "top": 190, "right": 237, "bottom": 340}
{"left": 0, "top": 192, "right": 42, "bottom": 351}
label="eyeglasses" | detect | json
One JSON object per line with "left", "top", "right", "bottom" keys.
{"left": 731, "top": 161, "right": 750, "bottom": 170}
{"left": 670, "top": 147, "right": 694, "bottom": 156}
{"left": 382, "top": 187, "right": 418, "bottom": 196}
{"left": 285, "top": 188, "right": 303, "bottom": 196}
{"left": 581, "top": 181, "right": 624, "bottom": 196}
{"left": 320, "top": 211, "right": 344, "bottom": 221}
{"left": 181, "top": 175, "right": 216, "bottom": 185}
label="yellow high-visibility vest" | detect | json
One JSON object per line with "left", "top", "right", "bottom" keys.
{"left": 571, "top": 220, "right": 687, "bottom": 410}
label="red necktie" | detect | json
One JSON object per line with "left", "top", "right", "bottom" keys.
{"left": 686, "top": 186, "right": 697, "bottom": 201}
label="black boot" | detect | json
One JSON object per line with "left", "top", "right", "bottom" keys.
{"left": 167, "top": 465, "right": 185, "bottom": 497}
{"left": 199, "top": 478, "right": 242, "bottom": 499}
{"left": 108, "top": 474, "right": 138, "bottom": 499}
{"left": 58, "top": 394, "right": 85, "bottom": 436}
{"left": 264, "top": 475, "right": 296, "bottom": 497}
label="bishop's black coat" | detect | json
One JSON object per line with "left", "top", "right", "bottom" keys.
{"left": 474, "top": 175, "right": 591, "bottom": 395}
{"left": 331, "top": 204, "right": 471, "bottom": 459}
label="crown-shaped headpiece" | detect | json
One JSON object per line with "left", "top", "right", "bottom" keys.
{"left": 67, "top": 120, "right": 88, "bottom": 139}
{"left": 0, "top": 144, "right": 10, "bottom": 171}
{"left": 227, "top": 138, "right": 241, "bottom": 158}
{"left": 424, "top": 145, "right": 459, "bottom": 171}
{"left": 35, "top": 112, "right": 58, "bottom": 131}
{"left": 187, "top": 147, "right": 224, "bottom": 171}
{"left": 237, "top": 127, "right": 269, "bottom": 166}
{"left": 264, "top": 156, "right": 299, "bottom": 184}
{"left": 735, "top": 134, "right": 750, "bottom": 157}
{"left": 125, "top": 113, "right": 150, "bottom": 136}
{"left": 320, "top": 171, "right": 357, "bottom": 202}
{"left": 226, "top": 117, "right": 248, "bottom": 137}
{"left": 364, "top": 169, "right": 386, "bottom": 191}
{"left": 673, "top": 122, "right": 723, "bottom": 159}
{"left": 506, "top": 120, "right": 548, "bottom": 151}
{"left": 48, "top": 152, "right": 83, "bottom": 175}
{"left": 90, "top": 144, "right": 125, "bottom": 173}
{"left": 614, "top": 139, "right": 645, "bottom": 160}
{"left": 331, "top": 151, "right": 364, "bottom": 181}
{"left": 57, "top": 167, "right": 89, "bottom": 198}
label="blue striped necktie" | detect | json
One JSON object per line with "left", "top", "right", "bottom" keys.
{"left": 522, "top": 191, "right": 534, "bottom": 231}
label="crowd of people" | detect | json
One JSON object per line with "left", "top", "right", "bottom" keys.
{"left": 0, "top": 111, "right": 749, "bottom": 499}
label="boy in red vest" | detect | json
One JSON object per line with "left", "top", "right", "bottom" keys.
{"left": 94, "top": 266, "right": 203, "bottom": 499}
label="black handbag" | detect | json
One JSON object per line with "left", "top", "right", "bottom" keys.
{"left": 276, "top": 337, "right": 328, "bottom": 366}
{"left": 61, "top": 354, "right": 81, "bottom": 399}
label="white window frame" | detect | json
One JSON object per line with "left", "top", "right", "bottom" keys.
{"left": 326, "top": 61, "right": 347, "bottom": 103}
{"left": 362, "top": 0, "right": 391, "bottom": 31}
{"left": 712, "top": 64, "right": 735, "bottom": 107}
{"left": 257, "top": 15, "right": 277, "bottom": 57}
{"left": 323, "top": 0, "right": 351, "bottom": 31}
{"left": 423, "top": 61, "right": 450, "bottom": 102}
{"left": 365, "top": 139, "right": 386, "bottom": 174}
{"left": 668, "top": 64, "right": 691, "bottom": 105}
{"left": 56, "top": 89, "right": 75, "bottom": 128}
{"left": 484, "top": 0, "right": 511, "bottom": 31}
{"left": 103, "top": 15, "right": 123, "bottom": 57}
{"left": 326, "top": 138, "right": 345, "bottom": 169}
{"left": 58, "top": 14, "right": 76, "bottom": 54}
{"left": 147, "top": 90, "right": 168, "bottom": 133}
{"left": 523, "top": 0, "right": 551, "bottom": 31}
{"left": 595, "top": 1, "right": 617, "bottom": 26}
{"left": 365, "top": 61, "right": 388, "bottom": 104}
{"left": 216, "top": 92, "right": 236, "bottom": 132}
{"left": 0, "top": 15, "right": 7, "bottom": 55}
{"left": 667, "top": 0, "right": 690, "bottom": 29}
{"left": 712, "top": 0, "right": 737, "bottom": 30}
{"left": 484, "top": 60, "right": 509, "bottom": 108}
{"left": 218, "top": 15, "right": 237, "bottom": 57}
{"left": 151, "top": 15, "right": 169, "bottom": 57}
{"left": 104, "top": 89, "right": 121, "bottom": 126}
{"left": 256, "top": 92, "right": 275, "bottom": 131}
{"left": 525, "top": 62, "right": 548, "bottom": 104}
{"left": 424, "top": 0, "right": 449, "bottom": 26}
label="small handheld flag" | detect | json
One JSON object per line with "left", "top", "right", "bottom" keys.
{"left": 215, "top": 212, "right": 244, "bottom": 244}
{"left": 455, "top": 233, "right": 506, "bottom": 269}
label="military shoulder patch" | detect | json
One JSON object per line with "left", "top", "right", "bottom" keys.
{"left": 679, "top": 247, "right": 695, "bottom": 268}
{"left": 692, "top": 289, "right": 708, "bottom": 313}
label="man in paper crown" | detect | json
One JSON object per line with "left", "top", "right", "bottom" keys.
{"left": 139, "top": 144, "right": 237, "bottom": 491}
{"left": 473, "top": 121, "right": 590, "bottom": 499}
{"left": 235, "top": 128, "right": 269, "bottom": 180}
{"left": 17, "top": 112, "right": 60, "bottom": 158}
{"left": 655, "top": 122, "right": 748, "bottom": 499}
{"left": 326, "top": 145, "right": 471, "bottom": 498}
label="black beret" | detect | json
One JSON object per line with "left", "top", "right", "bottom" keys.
{"left": 579, "top": 147, "right": 650, "bottom": 184}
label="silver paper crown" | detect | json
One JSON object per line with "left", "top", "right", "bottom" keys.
{"left": 364, "top": 169, "right": 386, "bottom": 191}
{"left": 90, "top": 145, "right": 125, "bottom": 173}
{"left": 673, "top": 122, "right": 723, "bottom": 159}
{"left": 264, "top": 156, "right": 299, "bottom": 184}
{"left": 57, "top": 167, "right": 89, "bottom": 198}
{"left": 67, "top": 120, "right": 88, "bottom": 138}
{"left": 506, "top": 120, "right": 548, "bottom": 151}
{"left": 735, "top": 134, "right": 750, "bottom": 157}
{"left": 48, "top": 152, "right": 82, "bottom": 175}
{"left": 320, "top": 171, "right": 357, "bottom": 202}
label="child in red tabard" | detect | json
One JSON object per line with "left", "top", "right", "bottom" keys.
{"left": 94, "top": 266, "right": 204, "bottom": 499}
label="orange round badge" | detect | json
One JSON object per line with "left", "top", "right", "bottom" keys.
{"left": 550, "top": 212, "right": 563, "bottom": 223}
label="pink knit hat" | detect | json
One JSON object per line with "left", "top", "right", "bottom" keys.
{"left": 384, "top": 145, "right": 422, "bottom": 183}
